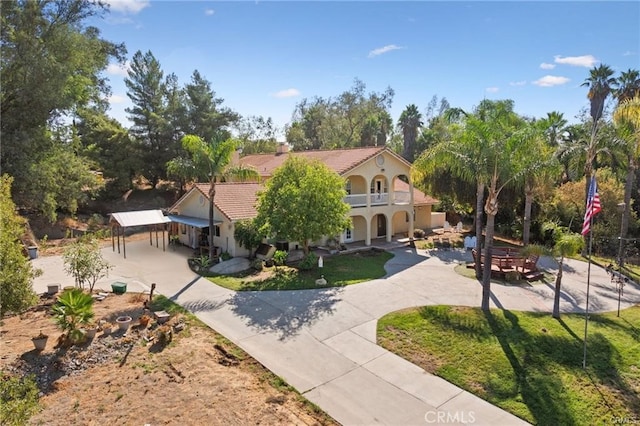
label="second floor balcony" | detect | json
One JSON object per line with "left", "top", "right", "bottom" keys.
{"left": 344, "top": 191, "right": 410, "bottom": 207}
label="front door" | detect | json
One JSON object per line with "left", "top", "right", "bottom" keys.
{"left": 343, "top": 227, "right": 354, "bottom": 243}
{"left": 377, "top": 215, "right": 387, "bottom": 237}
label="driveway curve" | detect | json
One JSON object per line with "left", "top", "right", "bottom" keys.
{"left": 32, "top": 241, "right": 640, "bottom": 425}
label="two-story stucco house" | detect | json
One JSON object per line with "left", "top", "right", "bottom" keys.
{"left": 167, "top": 144, "right": 441, "bottom": 258}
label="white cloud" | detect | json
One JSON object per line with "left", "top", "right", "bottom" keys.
{"left": 509, "top": 81, "right": 527, "bottom": 86}
{"left": 106, "top": 61, "right": 130, "bottom": 77}
{"left": 205, "top": 9, "right": 215, "bottom": 16}
{"left": 368, "top": 44, "right": 404, "bottom": 58}
{"left": 553, "top": 55, "right": 598, "bottom": 67}
{"left": 109, "top": 94, "right": 127, "bottom": 104}
{"left": 105, "top": 0, "right": 150, "bottom": 14}
{"left": 271, "top": 88, "right": 301, "bottom": 98}
{"left": 485, "top": 87, "right": 499, "bottom": 93}
{"left": 622, "top": 50, "right": 636, "bottom": 56}
{"left": 540, "top": 62, "right": 555, "bottom": 70}
{"left": 532, "top": 75, "right": 571, "bottom": 87}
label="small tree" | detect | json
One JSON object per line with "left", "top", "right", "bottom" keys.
{"left": 52, "top": 288, "right": 95, "bottom": 344}
{"left": 255, "top": 156, "right": 351, "bottom": 254}
{"left": 62, "top": 237, "right": 112, "bottom": 292}
{"left": 0, "top": 175, "right": 39, "bottom": 317}
{"left": 543, "top": 223, "right": 584, "bottom": 319}
{"left": 234, "top": 219, "right": 264, "bottom": 258}
{"left": 272, "top": 250, "right": 288, "bottom": 273}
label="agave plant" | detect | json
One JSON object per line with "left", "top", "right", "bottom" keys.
{"left": 52, "top": 288, "right": 94, "bottom": 344}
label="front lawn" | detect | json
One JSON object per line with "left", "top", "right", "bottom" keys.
{"left": 377, "top": 305, "right": 640, "bottom": 425}
{"left": 209, "top": 250, "right": 394, "bottom": 291}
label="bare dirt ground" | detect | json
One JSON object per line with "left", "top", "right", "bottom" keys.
{"left": 1, "top": 292, "right": 335, "bottom": 426}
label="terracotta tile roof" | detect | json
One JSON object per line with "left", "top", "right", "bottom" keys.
{"left": 195, "top": 182, "right": 261, "bottom": 221}
{"left": 393, "top": 180, "right": 439, "bottom": 205}
{"left": 240, "top": 146, "right": 389, "bottom": 177}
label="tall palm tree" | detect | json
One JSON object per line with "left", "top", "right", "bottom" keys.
{"left": 581, "top": 64, "right": 617, "bottom": 124}
{"left": 615, "top": 69, "right": 640, "bottom": 102}
{"left": 181, "top": 135, "right": 259, "bottom": 260}
{"left": 398, "top": 104, "right": 423, "bottom": 162}
{"left": 415, "top": 100, "right": 546, "bottom": 311}
{"left": 580, "top": 64, "right": 617, "bottom": 199}
{"left": 613, "top": 96, "right": 640, "bottom": 266}
{"left": 539, "top": 111, "right": 568, "bottom": 147}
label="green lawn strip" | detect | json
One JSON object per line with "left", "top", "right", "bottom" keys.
{"left": 208, "top": 250, "right": 394, "bottom": 291}
{"left": 377, "top": 305, "right": 640, "bottom": 425}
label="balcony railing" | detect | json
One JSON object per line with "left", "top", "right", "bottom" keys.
{"left": 344, "top": 191, "right": 412, "bottom": 207}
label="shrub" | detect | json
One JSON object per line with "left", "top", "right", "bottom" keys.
{"left": 298, "top": 252, "right": 318, "bottom": 270}
{"left": 0, "top": 373, "right": 40, "bottom": 425}
{"left": 272, "top": 250, "right": 288, "bottom": 266}
{"left": 413, "top": 228, "right": 425, "bottom": 239}
{"left": 220, "top": 251, "right": 232, "bottom": 261}
{"left": 87, "top": 213, "right": 104, "bottom": 231}
{"left": 52, "top": 288, "right": 95, "bottom": 345}
{"left": 251, "top": 259, "right": 264, "bottom": 271}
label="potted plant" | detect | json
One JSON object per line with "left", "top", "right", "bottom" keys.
{"left": 138, "top": 314, "right": 151, "bottom": 328}
{"left": 52, "top": 288, "right": 94, "bottom": 345}
{"left": 99, "top": 321, "right": 113, "bottom": 336}
{"left": 32, "top": 331, "right": 49, "bottom": 351}
{"left": 116, "top": 315, "right": 132, "bottom": 332}
{"left": 83, "top": 321, "right": 99, "bottom": 340}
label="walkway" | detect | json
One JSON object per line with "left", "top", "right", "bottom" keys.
{"left": 31, "top": 241, "right": 640, "bottom": 425}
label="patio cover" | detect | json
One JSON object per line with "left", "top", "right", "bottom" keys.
{"left": 110, "top": 209, "right": 171, "bottom": 227}
{"left": 167, "top": 214, "right": 219, "bottom": 228}
{"left": 109, "top": 210, "right": 171, "bottom": 258}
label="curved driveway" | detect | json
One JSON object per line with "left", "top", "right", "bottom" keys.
{"left": 32, "top": 241, "right": 640, "bottom": 426}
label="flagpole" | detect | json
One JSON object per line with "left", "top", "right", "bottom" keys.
{"left": 582, "top": 218, "right": 593, "bottom": 369}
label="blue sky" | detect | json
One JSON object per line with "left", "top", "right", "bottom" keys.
{"left": 94, "top": 1, "right": 640, "bottom": 138}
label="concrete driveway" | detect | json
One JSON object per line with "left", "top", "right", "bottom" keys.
{"left": 31, "top": 241, "right": 640, "bottom": 425}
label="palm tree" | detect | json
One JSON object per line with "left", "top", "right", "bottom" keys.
{"left": 613, "top": 96, "right": 640, "bottom": 266}
{"left": 580, "top": 64, "right": 617, "bottom": 199}
{"left": 398, "top": 104, "right": 423, "bottom": 162}
{"left": 539, "top": 111, "right": 568, "bottom": 147}
{"left": 415, "top": 100, "right": 546, "bottom": 310}
{"left": 181, "top": 135, "right": 259, "bottom": 260}
{"left": 615, "top": 69, "right": 640, "bottom": 102}
{"left": 582, "top": 64, "right": 617, "bottom": 124}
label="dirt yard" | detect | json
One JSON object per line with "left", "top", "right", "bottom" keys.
{"left": 0, "top": 291, "right": 335, "bottom": 426}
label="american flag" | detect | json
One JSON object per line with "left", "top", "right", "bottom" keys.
{"left": 581, "top": 176, "right": 602, "bottom": 236}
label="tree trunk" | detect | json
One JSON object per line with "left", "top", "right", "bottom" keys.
{"left": 475, "top": 181, "right": 485, "bottom": 279}
{"left": 481, "top": 189, "right": 499, "bottom": 311}
{"left": 618, "top": 156, "right": 635, "bottom": 267}
{"left": 209, "top": 178, "right": 216, "bottom": 261}
{"left": 523, "top": 181, "right": 533, "bottom": 245}
{"left": 552, "top": 258, "right": 564, "bottom": 319}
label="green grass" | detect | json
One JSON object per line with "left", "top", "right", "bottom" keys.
{"left": 377, "top": 305, "right": 640, "bottom": 425}
{"left": 208, "top": 250, "right": 393, "bottom": 291}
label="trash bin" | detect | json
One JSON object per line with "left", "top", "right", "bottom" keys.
{"left": 27, "top": 246, "right": 38, "bottom": 259}
{"left": 111, "top": 282, "right": 127, "bottom": 295}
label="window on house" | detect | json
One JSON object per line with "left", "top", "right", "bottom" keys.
{"left": 213, "top": 225, "right": 220, "bottom": 237}
{"left": 345, "top": 180, "right": 352, "bottom": 195}
{"left": 180, "top": 224, "right": 186, "bottom": 234}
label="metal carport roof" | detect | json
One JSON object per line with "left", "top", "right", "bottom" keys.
{"left": 109, "top": 209, "right": 171, "bottom": 227}
{"left": 167, "top": 214, "right": 219, "bottom": 228}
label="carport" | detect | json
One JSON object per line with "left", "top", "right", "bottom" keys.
{"left": 109, "top": 210, "right": 171, "bottom": 258}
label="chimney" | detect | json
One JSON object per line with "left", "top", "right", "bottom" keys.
{"left": 276, "top": 142, "right": 289, "bottom": 155}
